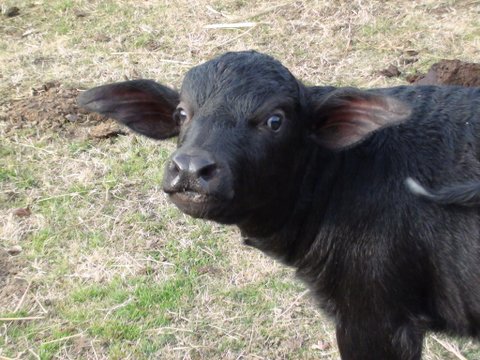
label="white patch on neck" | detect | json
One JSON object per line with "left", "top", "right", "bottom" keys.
{"left": 405, "top": 177, "right": 432, "bottom": 197}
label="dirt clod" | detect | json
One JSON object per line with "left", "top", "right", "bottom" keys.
{"left": 404, "top": 50, "right": 419, "bottom": 57}
{"left": 406, "top": 74, "right": 421, "bottom": 83}
{"left": 89, "top": 120, "right": 124, "bottom": 139}
{"left": 74, "top": 9, "right": 88, "bottom": 18}
{"left": 13, "top": 207, "right": 31, "bottom": 217}
{"left": 414, "top": 60, "right": 480, "bottom": 87}
{"left": 7, "top": 245, "right": 22, "bottom": 256}
{"left": 4, "top": 6, "right": 20, "bottom": 17}
{"left": 379, "top": 64, "right": 401, "bottom": 78}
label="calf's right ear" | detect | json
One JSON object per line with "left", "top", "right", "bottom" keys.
{"left": 77, "top": 80, "right": 180, "bottom": 139}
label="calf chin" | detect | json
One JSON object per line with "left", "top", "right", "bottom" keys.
{"left": 166, "top": 193, "right": 239, "bottom": 224}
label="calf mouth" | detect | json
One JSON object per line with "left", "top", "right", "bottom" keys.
{"left": 166, "top": 187, "right": 249, "bottom": 225}
{"left": 171, "top": 190, "right": 211, "bottom": 204}
{"left": 167, "top": 190, "right": 226, "bottom": 218}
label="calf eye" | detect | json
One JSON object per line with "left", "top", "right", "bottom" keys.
{"left": 175, "top": 108, "right": 188, "bottom": 125}
{"left": 266, "top": 114, "right": 283, "bottom": 132}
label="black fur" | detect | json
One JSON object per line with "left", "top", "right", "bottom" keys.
{"left": 78, "top": 51, "right": 480, "bottom": 360}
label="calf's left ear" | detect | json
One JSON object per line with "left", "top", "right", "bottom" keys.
{"left": 309, "top": 88, "right": 411, "bottom": 150}
{"left": 78, "top": 80, "right": 180, "bottom": 140}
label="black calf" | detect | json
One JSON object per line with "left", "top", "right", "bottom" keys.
{"left": 78, "top": 51, "right": 480, "bottom": 359}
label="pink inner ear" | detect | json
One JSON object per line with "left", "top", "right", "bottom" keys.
{"left": 312, "top": 90, "right": 411, "bottom": 150}
{"left": 317, "top": 115, "right": 377, "bottom": 150}
{"left": 322, "top": 106, "right": 381, "bottom": 132}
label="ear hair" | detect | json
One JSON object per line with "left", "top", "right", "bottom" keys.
{"left": 310, "top": 88, "right": 411, "bottom": 150}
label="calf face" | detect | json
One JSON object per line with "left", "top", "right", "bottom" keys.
{"left": 78, "top": 51, "right": 408, "bottom": 229}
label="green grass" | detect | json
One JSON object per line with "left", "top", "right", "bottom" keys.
{"left": 2, "top": 128, "right": 479, "bottom": 359}
{"left": 0, "top": 165, "right": 39, "bottom": 189}
{"left": 1, "top": 0, "right": 480, "bottom": 359}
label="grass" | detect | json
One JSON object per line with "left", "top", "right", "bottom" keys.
{"left": 1, "top": 0, "right": 480, "bottom": 359}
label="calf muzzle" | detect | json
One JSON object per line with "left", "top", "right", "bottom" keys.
{"left": 162, "top": 148, "right": 234, "bottom": 217}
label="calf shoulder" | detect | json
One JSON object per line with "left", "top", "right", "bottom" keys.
{"left": 293, "top": 85, "right": 480, "bottom": 333}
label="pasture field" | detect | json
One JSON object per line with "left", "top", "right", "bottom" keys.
{"left": 1, "top": 0, "right": 480, "bottom": 358}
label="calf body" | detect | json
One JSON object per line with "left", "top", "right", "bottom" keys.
{"left": 78, "top": 51, "right": 480, "bottom": 359}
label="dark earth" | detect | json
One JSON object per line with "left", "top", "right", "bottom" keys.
{"left": 1, "top": 82, "right": 123, "bottom": 139}
{"left": 411, "top": 59, "right": 480, "bottom": 86}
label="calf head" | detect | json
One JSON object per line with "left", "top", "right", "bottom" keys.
{"left": 78, "top": 51, "right": 410, "bottom": 232}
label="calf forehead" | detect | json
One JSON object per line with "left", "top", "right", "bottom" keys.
{"left": 181, "top": 51, "right": 299, "bottom": 111}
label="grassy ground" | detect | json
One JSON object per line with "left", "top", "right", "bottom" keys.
{"left": 1, "top": 0, "right": 480, "bottom": 359}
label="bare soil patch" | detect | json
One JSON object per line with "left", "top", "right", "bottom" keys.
{"left": 1, "top": 82, "right": 122, "bottom": 138}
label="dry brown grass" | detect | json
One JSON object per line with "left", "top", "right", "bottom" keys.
{"left": 1, "top": 0, "right": 479, "bottom": 97}
{"left": 1, "top": 0, "right": 480, "bottom": 359}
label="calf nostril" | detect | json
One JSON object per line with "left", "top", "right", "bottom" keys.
{"left": 171, "top": 153, "right": 189, "bottom": 175}
{"left": 170, "top": 160, "right": 180, "bottom": 175}
{"left": 170, "top": 150, "right": 218, "bottom": 184}
{"left": 198, "top": 163, "right": 218, "bottom": 181}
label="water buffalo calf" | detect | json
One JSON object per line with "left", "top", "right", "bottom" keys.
{"left": 78, "top": 51, "right": 480, "bottom": 360}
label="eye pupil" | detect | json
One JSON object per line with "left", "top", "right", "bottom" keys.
{"left": 267, "top": 115, "right": 282, "bottom": 131}
{"left": 176, "top": 108, "right": 188, "bottom": 124}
